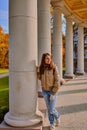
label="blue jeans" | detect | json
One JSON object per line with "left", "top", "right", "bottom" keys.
{"left": 42, "top": 89, "right": 60, "bottom": 125}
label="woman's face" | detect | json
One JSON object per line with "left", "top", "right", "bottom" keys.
{"left": 45, "top": 55, "right": 51, "bottom": 64}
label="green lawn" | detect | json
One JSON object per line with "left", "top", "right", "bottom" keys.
{"left": 0, "top": 76, "right": 9, "bottom": 89}
{"left": 0, "top": 69, "right": 9, "bottom": 74}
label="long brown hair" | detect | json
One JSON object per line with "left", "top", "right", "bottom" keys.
{"left": 39, "top": 53, "right": 54, "bottom": 75}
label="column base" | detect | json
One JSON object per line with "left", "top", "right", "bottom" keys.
{"left": 76, "top": 71, "right": 85, "bottom": 75}
{"left": 4, "top": 110, "right": 44, "bottom": 127}
{"left": 60, "top": 78, "right": 65, "bottom": 85}
{"left": 0, "top": 121, "right": 42, "bottom": 130}
{"left": 38, "top": 91, "right": 43, "bottom": 98}
{"left": 64, "top": 73, "right": 75, "bottom": 79}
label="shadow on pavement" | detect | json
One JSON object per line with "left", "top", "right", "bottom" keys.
{"left": 58, "top": 88, "right": 87, "bottom": 95}
{"left": 57, "top": 103, "right": 87, "bottom": 115}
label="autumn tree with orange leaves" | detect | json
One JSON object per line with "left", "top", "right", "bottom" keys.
{"left": 0, "top": 26, "right": 9, "bottom": 68}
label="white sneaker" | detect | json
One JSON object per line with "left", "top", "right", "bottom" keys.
{"left": 50, "top": 124, "right": 55, "bottom": 130}
{"left": 55, "top": 117, "right": 60, "bottom": 126}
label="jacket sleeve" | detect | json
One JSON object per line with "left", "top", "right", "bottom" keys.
{"left": 51, "top": 64, "right": 60, "bottom": 95}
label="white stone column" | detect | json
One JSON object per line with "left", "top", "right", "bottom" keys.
{"left": 4, "top": 0, "right": 43, "bottom": 127}
{"left": 77, "top": 25, "right": 84, "bottom": 74}
{"left": 38, "top": 0, "right": 51, "bottom": 63}
{"left": 38, "top": 0, "right": 51, "bottom": 92}
{"left": 64, "top": 17, "right": 74, "bottom": 78}
{"left": 52, "top": 7, "right": 63, "bottom": 80}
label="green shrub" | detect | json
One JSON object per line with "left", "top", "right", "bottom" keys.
{"left": 0, "top": 76, "right": 9, "bottom": 123}
{"left": 0, "top": 106, "right": 9, "bottom": 123}
{"left": 63, "top": 68, "right": 65, "bottom": 76}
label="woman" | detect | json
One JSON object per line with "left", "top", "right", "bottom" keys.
{"left": 37, "top": 53, "right": 60, "bottom": 130}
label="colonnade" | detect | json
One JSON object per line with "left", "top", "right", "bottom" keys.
{"left": 4, "top": 0, "right": 85, "bottom": 127}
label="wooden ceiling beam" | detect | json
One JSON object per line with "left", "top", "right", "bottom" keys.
{"left": 80, "top": 0, "right": 87, "bottom": 4}
{"left": 72, "top": 5, "right": 87, "bottom": 11}
{"left": 51, "top": 0, "right": 87, "bottom": 26}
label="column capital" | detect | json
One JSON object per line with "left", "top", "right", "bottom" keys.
{"left": 53, "top": 5, "right": 62, "bottom": 9}
{"left": 52, "top": 6, "right": 62, "bottom": 16}
{"left": 51, "top": 0, "right": 63, "bottom": 11}
{"left": 65, "top": 15, "right": 73, "bottom": 22}
{"left": 78, "top": 22, "right": 84, "bottom": 27}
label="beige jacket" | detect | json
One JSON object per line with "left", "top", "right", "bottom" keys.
{"left": 37, "top": 64, "right": 60, "bottom": 95}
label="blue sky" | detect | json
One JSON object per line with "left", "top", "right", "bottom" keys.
{"left": 0, "top": 0, "right": 8, "bottom": 33}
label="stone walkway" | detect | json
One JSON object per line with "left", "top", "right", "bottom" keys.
{"left": 38, "top": 73, "right": 87, "bottom": 130}
{"left": 0, "top": 73, "right": 9, "bottom": 78}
